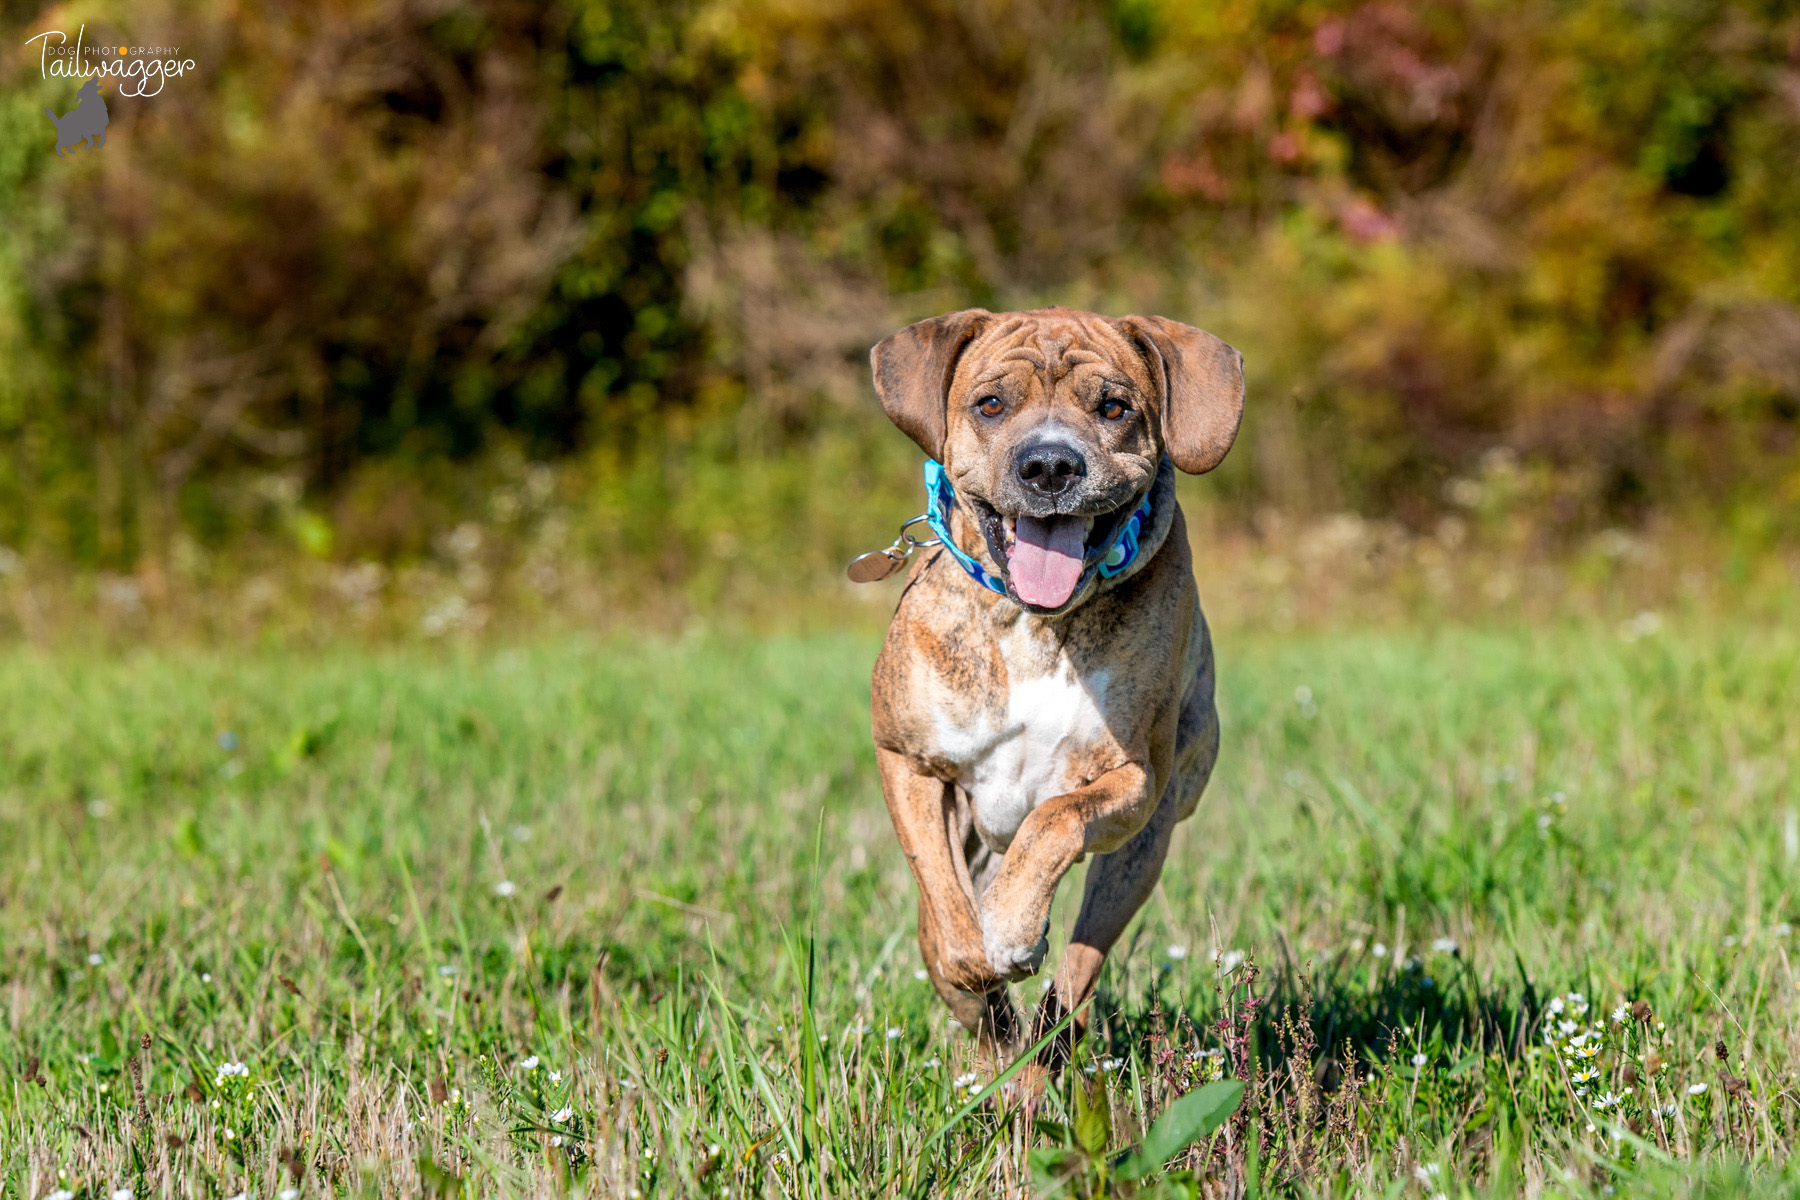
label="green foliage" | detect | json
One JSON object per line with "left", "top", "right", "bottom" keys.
{"left": 4, "top": 0, "right": 1800, "bottom": 574}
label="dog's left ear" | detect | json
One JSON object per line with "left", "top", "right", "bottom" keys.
{"left": 870, "top": 309, "right": 992, "bottom": 460}
{"left": 1114, "top": 316, "right": 1245, "bottom": 475}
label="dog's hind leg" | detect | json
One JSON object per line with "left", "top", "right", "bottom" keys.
{"left": 1028, "top": 789, "right": 1183, "bottom": 1068}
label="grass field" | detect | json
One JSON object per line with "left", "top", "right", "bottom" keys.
{"left": 3, "top": 616, "right": 1800, "bottom": 1198}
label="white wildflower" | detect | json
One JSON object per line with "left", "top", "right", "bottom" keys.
{"left": 1431, "top": 937, "right": 1458, "bottom": 954}
{"left": 886, "top": 1027, "right": 903, "bottom": 1040}
{"left": 553, "top": 1107, "right": 573, "bottom": 1122}
{"left": 1688, "top": 1083, "right": 1708, "bottom": 1095}
{"left": 494, "top": 880, "right": 517, "bottom": 897}
{"left": 1372, "top": 943, "right": 1388, "bottom": 958}
{"left": 1411, "top": 1053, "right": 1428, "bottom": 1067}
{"left": 87, "top": 953, "right": 104, "bottom": 966}
{"left": 519, "top": 1056, "right": 539, "bottom": 1071}
{"left": 1167, "top": 944, "right": 1188, "bottom": 960}
{"left": 914, "top": 968, "right": 929, "bottom": 981}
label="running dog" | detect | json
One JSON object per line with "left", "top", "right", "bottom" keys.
{"left": 866, "top": 306, "right": 1243, "bottom": 1062}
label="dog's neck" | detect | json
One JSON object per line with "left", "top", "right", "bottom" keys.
{"left": 944, "top": 457, "right": 1179, "bottom": 615}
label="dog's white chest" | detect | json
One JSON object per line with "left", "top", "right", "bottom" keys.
{"left": 926, "top": 635, "right": 1114, "bottom": 851}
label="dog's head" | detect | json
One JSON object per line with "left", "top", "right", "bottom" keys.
{"left": 871, "top": 306, "right": 1244, "bottom": 614}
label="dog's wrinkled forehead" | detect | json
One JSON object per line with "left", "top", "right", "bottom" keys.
{"left": 959, "top": 315, "right": 1146, "bottom": 393}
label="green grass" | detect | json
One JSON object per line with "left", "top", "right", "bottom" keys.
{"left": 3, "top": 618, "right": 1800, "bottom": 1197}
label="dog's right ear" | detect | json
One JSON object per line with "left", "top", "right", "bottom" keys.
{"left": 870, "top": 309, "right": 991, "bottom": 461}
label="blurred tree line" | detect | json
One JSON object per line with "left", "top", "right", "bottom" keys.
{"left": 3, "top": 0, "right": 1800, "bottom": 574}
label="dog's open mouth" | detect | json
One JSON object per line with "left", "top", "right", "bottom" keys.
{"left": 971, "top": 500, "right": 1134, "bottom": 610}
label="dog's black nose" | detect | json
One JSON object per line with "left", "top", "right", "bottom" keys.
{"left": 1015, "top": 441, "right": 1087, "bottom": 495}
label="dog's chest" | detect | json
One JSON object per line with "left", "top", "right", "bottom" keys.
{"left": 923, "top": 629, "right": 1116, "bottom": 851}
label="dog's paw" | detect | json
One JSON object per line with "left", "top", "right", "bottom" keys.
{"left": 934, "top": 946, "right": 1004, "bottom": 995}
{"left": 982, "top": 910, "right": 1050, "bottom": 981}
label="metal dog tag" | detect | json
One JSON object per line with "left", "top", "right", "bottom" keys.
{"left": 847, "top": 513, "right": 938, "bottom": 583}
{"left": 847, "top": 549, "right": 908, "bottom": 583}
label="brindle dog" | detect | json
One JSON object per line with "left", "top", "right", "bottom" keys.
{"left": 867, "top": 306, "right": 1244, "bottom": 1065}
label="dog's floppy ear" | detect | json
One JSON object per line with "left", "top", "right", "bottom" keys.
{"left": 870, "top": 309, "right": 992, "bottom": 460}
{"left": 1115, "top": 315, "right": 1245, "bottom": 475}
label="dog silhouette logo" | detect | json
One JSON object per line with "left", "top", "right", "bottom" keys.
{"left": 45, "top": 78, "right": 108, "bottom": 155}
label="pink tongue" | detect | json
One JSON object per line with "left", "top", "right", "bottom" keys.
{"left": 1008, "top": 515, "right": 1086, "bottom": 608}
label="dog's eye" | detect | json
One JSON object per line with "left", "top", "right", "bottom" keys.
{"left": 1100, "top": 398, "right": 1128, "bottom": 421}
{"left": 977, "top": 396, "right": 1004, "bottom": 418}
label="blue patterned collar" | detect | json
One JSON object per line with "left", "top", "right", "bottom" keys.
{"left": 922, "top": 459, "right": 1154, "bottom": 599}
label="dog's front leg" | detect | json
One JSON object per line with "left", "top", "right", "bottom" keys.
{"left": 876, "top": 748, "right": 1009, "bottom": 1026}
{"left": 1023, "top": 787, "right": 1181, "bottom": 1066}
{"left": 977, "top": 762, "right": 1156, "bottom": 981}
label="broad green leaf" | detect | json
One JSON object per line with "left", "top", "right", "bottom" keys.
{"left": 1114, "top": 1079, "right": 1244, "bottom": 1180}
